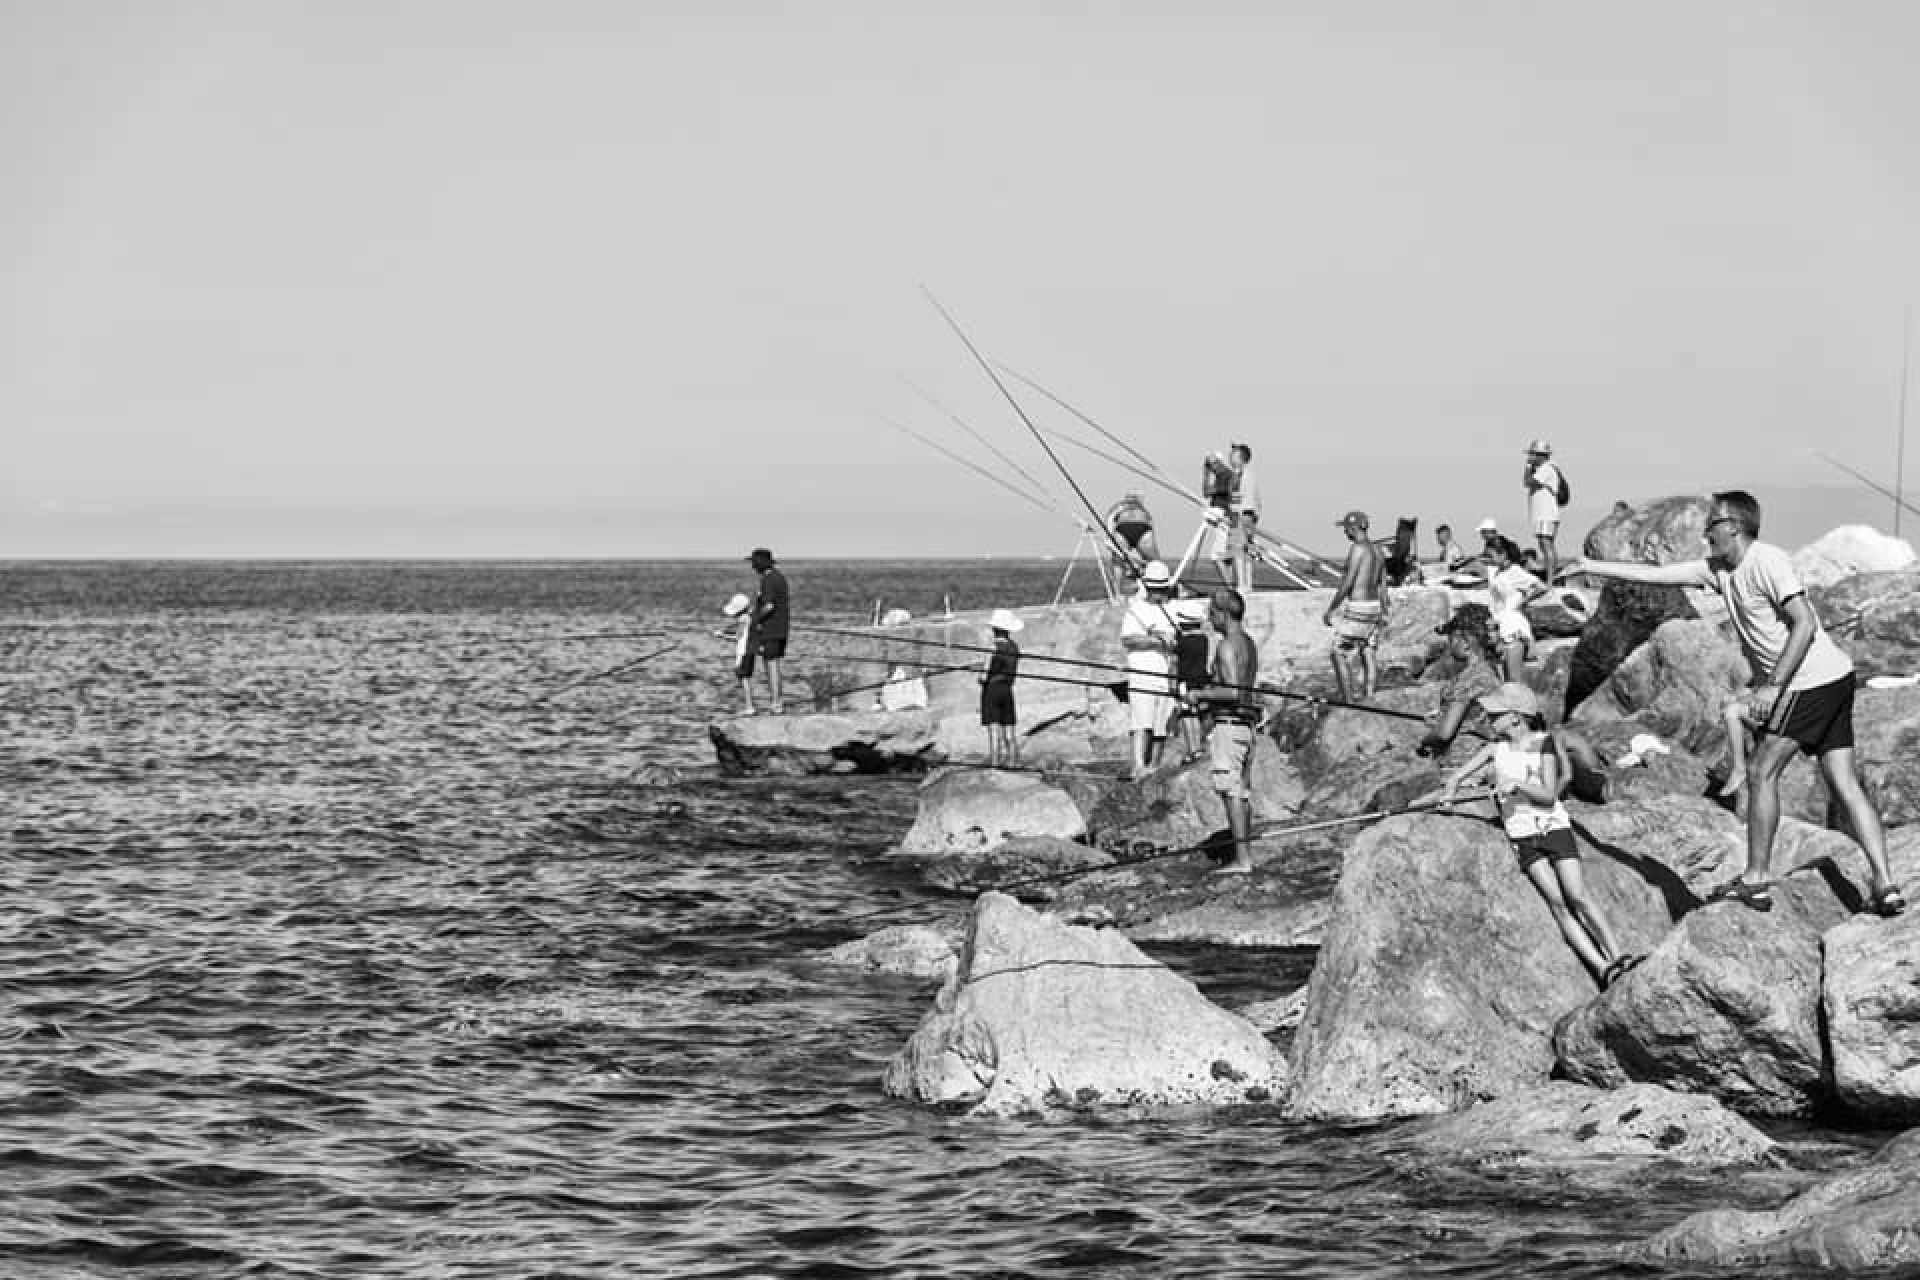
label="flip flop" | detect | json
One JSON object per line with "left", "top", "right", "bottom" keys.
{"left": 1705, "top": 878, "right": 1774, "bottom": 912}
{"left": 1599, "top": 954, "right": 1645, "bottom": 990}
{"left": 1871, "top": 884, "right": 1908, "bottom": 917}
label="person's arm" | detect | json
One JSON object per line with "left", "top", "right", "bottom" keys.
{"left": 1752, "top": 595, "right": 1821, "bottom": 727}
{"left": 1518, "top": 570, "right": 1548, "bottom": 605}
{"left": 1441, "top": 744, "right": 1496, "bottom": 802}
{"left": 1508, "top": 747, "right": 1560, "bottom": 806}
{"left": 1323, "top": 547, "right": 1359, "bottom": 623}
{"left": 1560, "top": 556, "right": 1710, "bottom": 587}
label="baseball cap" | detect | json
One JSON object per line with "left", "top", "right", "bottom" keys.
{"left": 1140, "top": 560, "right": 1174, "bottom": 588}
{"left": 1335, "top": 510, "right": 1369, "bottom": 530}
{"left": 1525, "top": 439, "right": 1553, "bottom": 456}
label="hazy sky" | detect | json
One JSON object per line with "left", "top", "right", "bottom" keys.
{"left": 5, "top": 1, "right": 1919, "bottom": 557}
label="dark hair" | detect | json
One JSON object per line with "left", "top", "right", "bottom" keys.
{"left": 1710, "top": 490, "right": 1762, "bottom": 537}
{"left": 1491, "top": 535, "right": 1524, "bottom": 566}
{"left": 1439, "top": 603, "right": 1502, "bottom": 665}
{"left": 1435, "top": 523, "right": 1452, "bottom": 536}
{"left": 1210, "top": 588, "right": 1245, "bottom": 620}
{"left": 1231, "top": 443, "right": 1252, "bottom": 462}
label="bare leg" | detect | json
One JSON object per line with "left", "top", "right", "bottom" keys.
{"left": 1717, "top": 702, "right": 1750, "bottom": 797}
{"left": 1523, "top": 855, "right": 1609, "bottom": 980}
{"left": 1329, "top": 644, "right": 1351, "bottom": 702}
{"left": 1538, "top": 534, "right": 1558, "bottom": 588}
{"left": 1006, "top": 725, "right": 1020, "bottom": 769}
{"left": 1743, "top": 733, "right": 1800, "bottom": 884}
{"left": 1820, "top": 747, "right": 1894, "bottom": 894}
{"left": 766, "top": 659, "right": 784, "bottom": 714}
{"left": 739, "top": 678, "right": 757, "bottom": 714}
{"left": 1214, "top": 792, "right": 1255, "bottom": 874}
{"left": 1556, "top": 858, "right": 1622, "bottom": 963}
{"left": 1359, "top": 646, "right": 1377, "bottom": 700}
{"left": 1131, "top": 728, "right": 1152, "bottom": 779}
{"left": 1503, "top": 639, "right": 1526, "bottom": 682}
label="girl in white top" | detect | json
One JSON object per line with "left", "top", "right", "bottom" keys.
{"left": 1484, "top": 535, "right": 1547, "bottom": 681}
{"left": 1440, "top": 682, "right": 1638, "bottom": 989}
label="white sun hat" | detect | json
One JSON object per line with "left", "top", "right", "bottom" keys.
{"left": 989, "top": 607, "right": 1024, "bottom": 633}
{"left": 721, "top": 593, "right": 752, "bottom": 618}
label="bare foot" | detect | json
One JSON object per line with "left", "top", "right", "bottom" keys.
{"left": 1716, "top": 766, "right": 1746, "bottom": 798}
{"left": 1211, "top": 861, "right": 1255, "bottom": 876}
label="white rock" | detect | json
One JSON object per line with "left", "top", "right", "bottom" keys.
{"left": 1793, "top": 524, "right": 1916, "bottom": 589}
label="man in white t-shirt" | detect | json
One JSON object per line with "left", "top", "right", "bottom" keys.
{"left": 1566, "top": 489, "right": 1903, "bottom": 916}
{"left": 1120, "top": 559, "right": 1182, "bottom": 778}
{"left": 1522, "top": 439, "right": 1563, "bottom": 588}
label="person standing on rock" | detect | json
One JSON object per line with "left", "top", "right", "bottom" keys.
{"left": 980, "top": 608, "right": 1023, "bottom": 768}
{"left": 1439, "top": 683, "right": 1637, "bottom": 988}
{"left": 721, "top": 591, "right": 757, "bottom": 714}
{"left": 1324, "top": 510, "right": 1388, "bottom": 701}
{"left": 1565, "top": 489, "right": 1905, "bottom": 916}
{"left": 1202, "top": 449, "right": 1242, "bottom": 588}
{"left": 1523, "top": 440, "right": 1564, "bottom": 589}
{"left": 1485, "top": 534, "right": 1548, "bottom": 680}
{"left": 1230, "top": 442, "right": 1262, "bottom": 594}
{"left": 745, "top": 547, "right": 789, "bottom": 715}
{"left": 1121, "top": 560, "right": 1181, "bottom": 778}
{"left": 1189, "top": 588, "right": 1262, "bottom": 875}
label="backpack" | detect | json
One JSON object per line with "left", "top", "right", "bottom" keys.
{"left": 1552, "top": 466, "right": 1571, "bottom": 506}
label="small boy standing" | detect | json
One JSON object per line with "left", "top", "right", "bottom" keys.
{"left": 981, "top": 608, "right": 1023, "bottom": 767}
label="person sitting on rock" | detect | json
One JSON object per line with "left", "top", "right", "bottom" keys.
{"left": 1438, "top": 682, "right": 1639, "bottom": 989}
{"left": 1417, "top": 604, "right": 1505, "bottom": 758}
{"left": 1486, "top": 534, "right": 1547, "bottom": 680}
{"left": 980, "top": 608, "right": 1023, "bottom": 768}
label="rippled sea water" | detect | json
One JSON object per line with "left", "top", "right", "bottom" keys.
{"left": 0, "top": 560, "right": 1887, "bottom": 1279}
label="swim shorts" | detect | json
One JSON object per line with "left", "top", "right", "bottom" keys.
{"left": 1511, "top": 824, "right": 1578, "bottom": 869}
{"left": 1333, "top": 600, "right": 1384, "bottom": 650}
{"left": 1761, "top": 674, "right": 1856, "bottom": 756}
{"left": 756, "top": 635, "right": 787, "bottom": 661}
{"left": 980, "top": 683, "right": 1016, "bottom": 727}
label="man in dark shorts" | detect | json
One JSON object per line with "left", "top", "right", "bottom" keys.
{"left": 745, "top": 547, "right": 790, "bottom": 714}
{"left": 1567, "top": 489, "right": 1903, "bottom": 915}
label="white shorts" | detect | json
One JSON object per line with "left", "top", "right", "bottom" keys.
{"left": 1495, "top": 610, "right": 1534, "bottom": 647}
{"left": 1127, "top": 657, "right": 1177, "bottom": 736}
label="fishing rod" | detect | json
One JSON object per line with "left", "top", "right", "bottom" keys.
{"left": 1809, "top": 449, "right": 1920, "bottom": 524}
{"left": 904, "top": 377, "right": 1068, "bottom": 516}
{"left": 366, "top": 629, "right": 668, "bottom": 646}
{"left": 921, "top": 287, "right": 1140, "bottom": 567}
{"left": 998, "top": 363, "right": 1344, "bottom": 583}
{"left": 874, "top": 412, "right": 1066, "bottom": 521}
{"left": 788, "top": 622, "right": 1430, "bottom": 723}
{"left": 527, "top": 642, "right": 679, "bottom": 705}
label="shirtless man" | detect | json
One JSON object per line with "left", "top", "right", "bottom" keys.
{"left": 1189, "top": 588, "right": 1262, "bottom": 874}
{"left": 1323, "top": 510, "right": 1388, "bottom": 700}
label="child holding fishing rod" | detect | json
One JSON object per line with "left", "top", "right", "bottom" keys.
{"left": 1435, "top": 682, "right": 1640, "bottom": 989}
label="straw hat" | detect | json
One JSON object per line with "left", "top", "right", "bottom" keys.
{"left": 1476, "top": 682, "right": 1541, "bottom": 718}
{"left": 988, "top": 607, "right": 1024, "bottom": 633}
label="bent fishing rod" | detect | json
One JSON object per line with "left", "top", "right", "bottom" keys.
{"left": 921, "top": 287, "right": 1140, "bottom": 568}
{"left": 787, "top": 622, "right": 1430, "bottom": 723}
{"left": 903, "top": 377, "right": 1069, "bottom": 517}
{"left": 874, "top": 412, "right": 1064, "bottom": 520}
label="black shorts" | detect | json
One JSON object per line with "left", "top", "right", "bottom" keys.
{"left": 980, "top": 683, "right": 1016, "bottom": 727}
{"left": 1763, "top": 674, "right": 1855, "bottom": 756}
{"left": 735, "top": 651, "right": 755, "bottom": 679}
{"left": 1115, "top": 520, "right": 1152, "bottom": 548}
{"left": 756, "top": 635, "right": 787, "bottom": 661}
{"left": 1512, "top": 825, "right": 1578, "bottom": 869}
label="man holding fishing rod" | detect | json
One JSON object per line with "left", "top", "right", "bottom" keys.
{"left": 1120, "top": 560, "right": 1182, "bottom": 778}
{"left": 744, "top": 547, "right": 790, "bottom": 715}
{"left": 1186, "top": 588, "right": 1263, "bottom": 875}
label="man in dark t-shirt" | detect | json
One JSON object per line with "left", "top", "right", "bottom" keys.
{"left": 746, "top": 547, "right": 790, "bottom": 714}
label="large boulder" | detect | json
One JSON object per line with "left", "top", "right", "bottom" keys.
{"left": 1283, "top": 808, "right": 1678, "bottom": 1122}
{"left": 1793, "top": 525, "right": 1915, "bottom": 588}
{"left": 816, "top": 921, "right": 963, "bottom": 982}
{"left": 1553, "top": 818, "right": 1873, "bottom": 1117}
{"left": 1824, "top": 911, "right": 1920, "bottom": 1124}
{"left": 1081, "top": 736, "right": 1305, "bottom": 851}
{"left": 1812, "top": 565, "right": 1920, "bottom": 677}
{"left": 1563, "top": 581, "right": 1701, "bottom": 717}
{"left": 882, "top": 893, "right": 1289, "bottom": 1116}
{"left": 897, "top": 767, "right": 1088, "bottom": 856}
{"left": 1630, "top": 1128, "right": 1920, "bottom": 1271}
{"left": 1395, "top": 1081, "right": 1779, "bottom": 1168}
{"left": 1523, "top": 588, "right": 1597, "bottom": 639}
{"left": 709, "top": 710, "right": 941, "bottom": 775}
{"left": 1582, "top": 494, "right": 1712, "bottom": 563}
{"left": 1567, "top": 617, "right": 1748, "bottom": 756}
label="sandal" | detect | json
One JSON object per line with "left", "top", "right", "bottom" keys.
{"left": 1599, "top": 954, "right": 1645, "bottom": 990}
{"left": 1705, "top": 878, "right": 1774, "bottom": 912}
{"left": 1871, "top": 884, "right": 1908, "bottom": 917}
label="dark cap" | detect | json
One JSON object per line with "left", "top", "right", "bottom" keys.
{"left": 746, "top": 547, "right": 775, "bottom": 565}
{"left": 1335, "top": 510, "right": 1369, "bottom": 531}
{"left": 1435, "top": 602, "right": 1494, "bottom": 636}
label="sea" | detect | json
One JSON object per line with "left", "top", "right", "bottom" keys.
{"left": 0, "top": 559, "right": 1893, "bottom": 1279}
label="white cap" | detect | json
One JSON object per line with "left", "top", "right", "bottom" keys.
{"left": 1475, "top": 517, "right": 1499, "bottom": 534}
{"left": 989, "top": 607, "right": 1024, "bottom": 633}
{"left": 721, "top": 593, "right": 751, "bottom": 617}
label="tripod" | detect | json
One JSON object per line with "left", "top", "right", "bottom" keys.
{"left": 1172, "top": 504, "right": 1318, "bottom": 592}
{"left": 1052, "top": 519, "right": 1122, "bottom": 607}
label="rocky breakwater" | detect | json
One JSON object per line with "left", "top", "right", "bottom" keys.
{"left": 709, "top": 584, "right": 1454, "bottom": 775}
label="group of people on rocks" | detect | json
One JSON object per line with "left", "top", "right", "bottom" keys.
{"left": 1105, "top": 441, "right": 1266, "bottom": 595}
{"left": 727, "top": 446, "right": 1908, "bottom": 985}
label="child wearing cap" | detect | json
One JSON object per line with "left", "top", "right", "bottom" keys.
{"left": 980, "top": 608, "right": 1023, "bottom": 767}
{"left": 1439, "top": 681, "right": 1639, "bottom": 989}
{"left": 721, "top": 593, "right": 755, "bottom": 714}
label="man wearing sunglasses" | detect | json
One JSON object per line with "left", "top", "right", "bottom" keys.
{"left": 1563, "top": 490, "right": 1903, "bottom": 917}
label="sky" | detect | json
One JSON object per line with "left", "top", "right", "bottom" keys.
{"left": 4, "top": 1, "right": 1920, "bottom": 558}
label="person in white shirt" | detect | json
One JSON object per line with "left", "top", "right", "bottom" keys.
{"left": 1230, "top": 442, "right": 1261, "bottom": 594}
{"left": 1120, "top": 560, "right": 1182, "bottom": 778}
{"left": 1565, "top": 489, "right": 1903, "bottom": 916}
{"left": 1522, "top": 440, "right": 1563, "bottom": 588}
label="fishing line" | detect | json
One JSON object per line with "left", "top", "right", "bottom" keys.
{"left": 874, "top": 412, "right": 1069, "bottom": 522}
{"left": 527, "top": 642, "right": 679, "bottom": 705}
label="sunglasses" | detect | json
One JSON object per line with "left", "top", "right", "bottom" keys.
{"left": 1705, "top": 516, "right": 1740, "bottom": 535}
